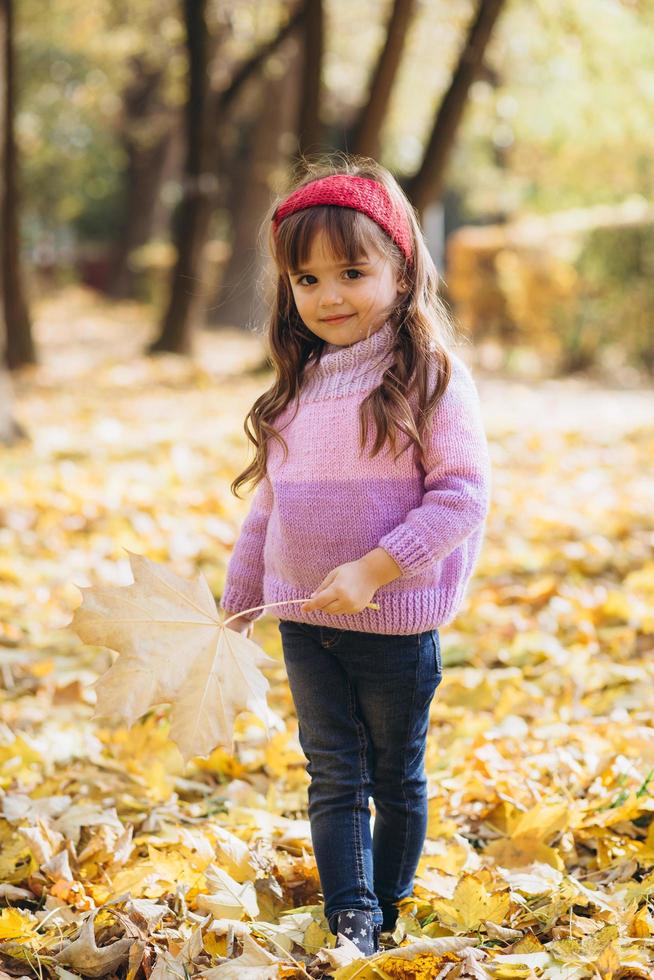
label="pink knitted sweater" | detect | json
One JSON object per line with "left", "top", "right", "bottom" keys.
{"left": 220, "top": 319, "right": 492, "bottom": 635}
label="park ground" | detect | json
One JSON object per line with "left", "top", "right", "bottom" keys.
{"left": 1, "top": 286, "right": 654, "bottom": 976}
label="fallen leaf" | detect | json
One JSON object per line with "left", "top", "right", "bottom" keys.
{"left": 311, "top": 932, "right": 364, "bottom": 971}
{"left": 0, "top": 908, "right": 38, "bottom": 943}
{"left": 428, "top": 873, "right": 511, "bottom": 932}
{"left": 200, "top": 921, "right": 283, "bottom": 979}
{"left": 53, "top": 912, "right": 133, "bottom": 977}
{"left": 195, "top": 863, "right": 260, "bottom": 919}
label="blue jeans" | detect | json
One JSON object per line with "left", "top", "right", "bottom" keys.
{"left": 278, "top": 620, "right": 443, "bottom": 934}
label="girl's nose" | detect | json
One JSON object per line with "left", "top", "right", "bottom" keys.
{"left": 319, "top": 286, "right": 343, "bottom": 306}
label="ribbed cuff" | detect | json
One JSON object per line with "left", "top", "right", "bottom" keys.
{"left": 376, "top": 525, "right": 434, "bottom": 577}
{"left": 219, "top": 582, "right": 265, "bottom": 621}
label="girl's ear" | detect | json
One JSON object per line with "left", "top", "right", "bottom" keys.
{"left": 395, "top": 267, "right": 409, "bottom": 292}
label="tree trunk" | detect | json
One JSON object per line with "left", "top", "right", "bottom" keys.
{"left": 294, "top": 0, "right": 323, "bottom": 164}
{"left": 2, "top": 0, "right": 34, "bottom": 369}
{"left": 149, "top": 0, "right": 216, "bottom": 355}
{"left": 108, "top": 57, "right": 178, "bottom": 299}
{"left": 214, "top": 1, "right": 306, "bottom": 122}
{"left": 149, "top": 114, "right": 185, "bottom": 240}
{"left": 206, "top": 37, "right": 303, "bottom": 329}
{"left": 203, "top": 0, "right": 307, "bottom": 327}
{"left": 349, "top": 0, "right": 417, "bottom": 160}
{"left": 406, "top": 0, "right": 507, "bottom": 216}
{"left": 0, "top": 0, "right": 25, "bottom": 442}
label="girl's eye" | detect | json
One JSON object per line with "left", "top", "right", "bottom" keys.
{"left": 296, "top": 269, "right": 363, "bottom": 286}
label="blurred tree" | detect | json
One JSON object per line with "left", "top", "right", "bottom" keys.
{"left": 211, "top": 2, "right": 306, "bottom": 123}
{"left": 154, "top": 0, "right": 307, "bottom": 350}
{"left": 0, "top": 0, "right": 26, "bottom": 439}
{"left": 0, "top": 0, "right": 10, "bottom": 430}
{"left": 11, "top": 0, "right": 652, "bottom": 354}
{"left": 349, "top": 0, "right": 417, "bottom": 160}
{"left": 407, "top": 0, "right": 507, "bottom": 216}
{"left": 14, "top": 0, "right": 187, "bottom": 296}
{"left": 207, "top": 0, "right": 506, "bottom": 331}
{"left": 207, "top": 37, "right": 304, "bottom": 329}
{"left": 107, "top": 54, "right": 180, "bottom": 299}
{"left": 207, "top": 0, "right": 414, "bottom": 330}
{"left": 150, "top": 0, "right": 217, "bottom": 355}
{"left": 295, "top": 0, "right": 323, "bottom": 160}
{"left": 14, "top": 0, "right": 654, "bottom": 283}
{"left": 105, "top": 0, "right": 186, "bottom": 299}
{"left": 2, "top": 0, "right": 33, "bottom": 369}
{"left": 207, "top": 2, "right": 308, "bottom": 327}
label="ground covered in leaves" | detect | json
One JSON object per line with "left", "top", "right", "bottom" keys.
{"left": 1, "top": 288, "right": 654, "bottom": 979}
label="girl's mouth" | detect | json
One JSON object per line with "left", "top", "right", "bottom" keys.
{"left": 321, "top": 314, "right": 353, "bottom": 323}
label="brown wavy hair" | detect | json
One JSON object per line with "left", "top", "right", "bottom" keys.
{"left": 230, "top": 152, "right": 460, "bottom": 499}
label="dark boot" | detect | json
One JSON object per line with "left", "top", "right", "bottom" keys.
{"left": 333, "top": 909, "right": 381, "bottom": 956}
{"left": 380, "top": 901, "right": 399, "bottom": 933}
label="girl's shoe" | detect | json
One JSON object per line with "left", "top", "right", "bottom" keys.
{"left": 334, "top": 909, "right": 381, "bottom": 956}
{"left": 381, "top": 906, "right": 399, "bottom": 933}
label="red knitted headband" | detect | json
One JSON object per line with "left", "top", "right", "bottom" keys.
{"left": 271, "top": 174, "right": 414, "bottom": 265}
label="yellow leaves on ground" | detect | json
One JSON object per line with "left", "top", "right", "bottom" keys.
{"left": 1, "top": 293, "right": 654, "bottom": 977}
{"left": 329, "top": 937, "right": 480, "bottom": 979}
{"left": 0, "top": 907, "right": 38, "bottom": 942}
{"left": 0, "top": 736, "right": 44, "bottom": 789}
{"left": 427, "top": 872, "right": 511, "bottom": 932}
{"left": 483, "top": 800, "right": 570, "bottom": 868}
{"left": 103, "top": 845, "right": 205, "bottom": 903}
{"left": 196, "top": 864, "right": 260, "bottom": 919}
{"left": 201, "top": 920, "right": 282, "bottom": 978}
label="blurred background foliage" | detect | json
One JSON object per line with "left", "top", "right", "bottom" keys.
{"left": 16, "top": 0, "right": 654, "bottom": 232}
{"left": 2, "top": 0, "right": 654, "bottom": 390}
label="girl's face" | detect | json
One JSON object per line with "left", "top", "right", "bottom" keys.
{"left": 287, "top": 229, "right": 406, "bottom": 347}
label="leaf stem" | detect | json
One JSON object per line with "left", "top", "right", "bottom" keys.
{"left": 222, "top": 598, "right": 380, "bottom": 626}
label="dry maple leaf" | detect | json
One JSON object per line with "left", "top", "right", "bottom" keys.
{"left": 68, "top": 551, "right": 285, "bottom": 763}
{"left": 53, "top": 911, "right": 133, "bottom": 977}
{"left": 201, "top": 921, "right": 283, "bottom": 979}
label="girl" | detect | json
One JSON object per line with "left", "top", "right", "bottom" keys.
{"left": 220, "top": 155, "right": 492, "bottom": 957}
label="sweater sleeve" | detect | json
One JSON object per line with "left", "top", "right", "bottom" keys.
{"left": 376, "top": 356, "right": 492, "bottom": 578}
{"left": 219, "top": 475, "right": 274, "bottom": 621}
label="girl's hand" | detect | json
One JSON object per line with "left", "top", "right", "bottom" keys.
{"left": 300, "top": 560, "right": 379, "bottom": 616}
{"left": 221, "top": 610, "right": 254, "bottom": 639}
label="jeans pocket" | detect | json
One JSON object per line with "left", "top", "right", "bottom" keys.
{"left": 431, "top": 629, "right": 442, "bottom": 675}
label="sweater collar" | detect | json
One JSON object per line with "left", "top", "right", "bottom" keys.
{"left": 299, "top": 318, "right": 397, "bottom": 401}
{"left": 316, "top": 318, "right": 395, "bottom": 375}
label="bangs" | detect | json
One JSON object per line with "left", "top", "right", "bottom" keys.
{"left": 273, "top": 206, "right": 393, "bottom": 273}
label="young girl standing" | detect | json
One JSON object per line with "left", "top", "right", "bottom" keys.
{"left": 220, "top": 155, "right": 492, "bottom": 957}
